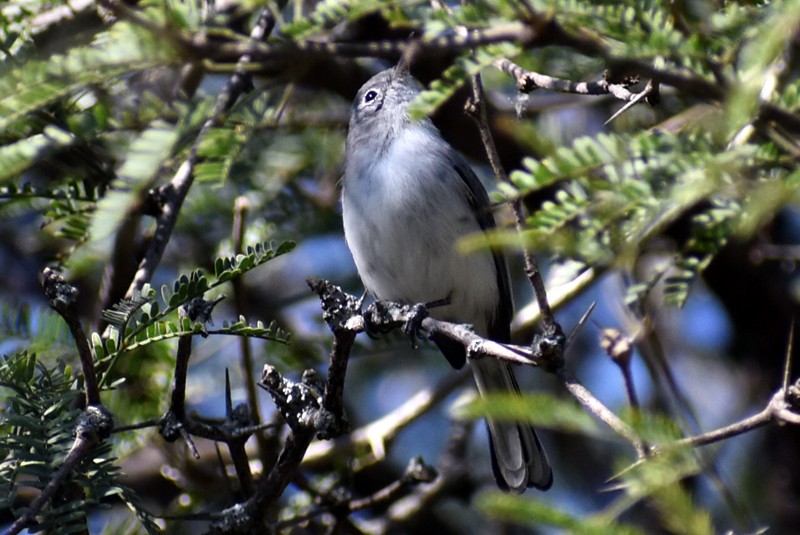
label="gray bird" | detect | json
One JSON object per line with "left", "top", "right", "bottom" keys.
{"left": 341, "top": 64, "right": 552, "bottom": 492}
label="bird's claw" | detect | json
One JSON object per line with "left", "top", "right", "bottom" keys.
{"left": 403, "top": 303, "right": 429, "bottom": 348}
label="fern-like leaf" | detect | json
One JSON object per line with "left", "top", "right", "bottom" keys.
{"left": 0, "top": 126, "right": 75, "bottom": 185}
{"left": 409, "top": 44, "right": 519, "bottom": 120}
{"left": 97, "top": 241, "right": 295, "bottom": 367}
{"left": 0, "top": 20, "right": 175, "bottom": 132}
{"left": 663, "top": 198, "right": 740, "bottom": 307}
{"left": 282, "top": 0, "right": 397, "bottom": 38}
{"left": 88, "top": 120, "right": 179, "bottom": 243}
{"left": 216, "top": 316, "right": 291, "bottom": 343}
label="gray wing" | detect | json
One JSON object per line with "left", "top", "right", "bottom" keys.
{"left": 449, "top": 153, "right": 553, "bottom": 492}
{"left": 452, "top": 156, "right": 513, "bottom": 343}
{"left": 430, "top": 153, "right": 512, "bottom": 366}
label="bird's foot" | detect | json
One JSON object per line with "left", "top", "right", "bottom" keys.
{"left": 402, "top": 303, "right": 429, "bottom": 347}
{"left": 403, "top": 298, "right": 451, "bottom": 348}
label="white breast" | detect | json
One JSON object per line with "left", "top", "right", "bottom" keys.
{"left": 342, "top": 125, "right": 499, "bottom": 333}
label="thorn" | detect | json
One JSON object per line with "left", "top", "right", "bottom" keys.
{"left": 565, "top": 302, "right": 596, "bottom": 352}
{"left": 783, "top": 320, "right": 795, "bottom": 393}
{"left": 604, "top": 80, "right": 655, "bottom": 126}
{"left": 225, "top": 368, "right": 234, "bottom": 417}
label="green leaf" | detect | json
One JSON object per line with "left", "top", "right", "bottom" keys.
{"left": 0, "top": 128, "right": 74, "bottom": 185}
{"left": 453, "top": 392, "right": 601, "bottom": 436}
{"left": 89, "top": 121, "right": 178, "bottom": 242}
{"left": 477, "top": 492, "right": 646, "bottom": 535}
{"left": 282, "top": 0, "right": 397, "bottom": 38}
{"left": 409, "top": 44, "right": 519, "bottom": 120}
{"left": 0, "top": 20, "right": 175, "bottom": 131}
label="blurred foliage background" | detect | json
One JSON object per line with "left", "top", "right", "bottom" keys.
{"left": 3, "top": 0, "right": 800, "bottom": 533}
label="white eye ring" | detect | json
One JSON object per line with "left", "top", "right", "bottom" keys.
{"left": 363, "top": 89, "right": 379, "bottom": 104}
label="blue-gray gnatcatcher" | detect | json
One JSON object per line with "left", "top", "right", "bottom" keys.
{"left": 341, "top": 64, "right": 552, "bottom": 492}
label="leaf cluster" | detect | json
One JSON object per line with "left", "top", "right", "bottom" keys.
{"left": 0, "top": 352, "right": 158, "bottom": 534}
{"left": 505, "top": 130, "right": 779, "bottom": 307}
{"left": 97, "top": 241, "right": 294, "bottom": 382}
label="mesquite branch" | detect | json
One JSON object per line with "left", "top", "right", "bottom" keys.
{"left": 307, "top": 278, "right": 800, "bottom": 465}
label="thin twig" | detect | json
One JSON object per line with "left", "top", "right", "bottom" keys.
{"left": 235, "top": 425, "right": 317, "bottom": 533}
{"left": 274, "top": 457, "right": 436, "bottom": 530}
{"left": 513, "top": 266, "right": 598, "bottom": 333}
{"left": 353, "top": 457, "right": 437, "bottom": 509}
{"left": 783, "top": 320, "right": 795, "bottom": 393}
{"left": 319, "top": 328, "right": 356, "bottom": 439}
{"left": 494, "top": 57, "right": 659, "bottom": 107}
{"left": 605, "top": 79, "right": 659, "bottom": 125}
{"left": 307, "top": 277, "right": 362, "bottom": 438}
{"left": 673, "top": 405, "right": 774, "bottom": 449}
{"left": 600, "top": 328, "right": 640, "bottom": 410}
{"left": 223, "top": 369, "right": 255, "bottom": 498}
{"left": 467, "top": 73, "right": 557, "bottom": 332}
{"left": 303, "top": 371, "right": 468, "bottom": 468}
{"left": 558, "top": 368, "right": 647, "bottom": 457}
{"left": 664, "top": 382, "right": 800, "bottom": 450}
{"left": 383, "top": 417, "right": 475, "bottom": 529}
{"left": 112, "top": 418, "right": 162, "bottom": 433}
{"left": 120, "top": 5, "right": 276, "bottom": 299}
{"left": 230, "top": 195, "right": 271, "bottom": 472}
{"left": 170, "top": 332, "right": 193, "bottom": 421}
{"left": 669, "top": 327, "right": 799, "bottom": 449}
{"left": 565, "top": 302, "right": 596, "bottom": 354}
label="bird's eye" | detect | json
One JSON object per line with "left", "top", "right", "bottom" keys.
{"left": 363, "top": 89, "right": 379, "bottom": 104}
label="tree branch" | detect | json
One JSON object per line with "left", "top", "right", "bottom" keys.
{"left": 494, "top": 57, "right": 660, "bottom": 108}
{"left": 274, "top": 457, "right": 437, "bottom": 531}
{"left": 7, "top": 406, "right": 113, "bottom": 535}
{"left": 303, "top": 371, "right": 468, "bottom": 469}
{"left": 307, "top": 278, "right": 650, "bottom": 457}
{"left": 466, "top": 72, "right": 560, "bottom": 343}
{"left": 41, "top": 267, "right": 100, "bottom": 406}
{"left": 668, "top": 326, "right": 800, "bottom": 449}
{"left": 120, "top": 5, "right": 277, "bottom": 299}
